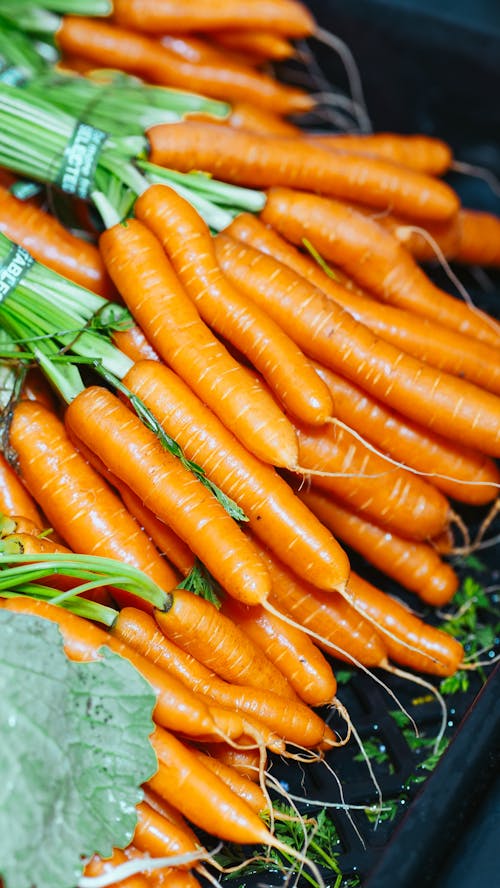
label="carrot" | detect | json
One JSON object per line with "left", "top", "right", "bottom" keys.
{"left": 122, "top": 359, "right": 350, "bottom": 592}
{"left": 214, "top": 234, "right": 500, "bottom": 456}
{"left": 210, "top": 28, "right": 295, "bottom": 59}
{"left": 186, "top": 745, "right": 268, "bottom": 812}
{"left": 224, "top": 211, "right": 500, "bottom": 393}
{"left": 189, "top": 101, "right": 301, "bottom": 136}
{"left": 0, "top": 182, "right": 114, "bottom": 297}
{"left": 148, "top": 724, "right": 282, "bottom": 845}
{"left": 453, "top": 208, "right": 500, "bottom": 267}
{"left": 20, "top": 368, "right": 58, "bottom": 410}
{"left": 99, "top": 218, "right": 299, "bottom": 468}
{"left": 134, "top": 183, "right": 334, "bottom": 425}
{"left": 304, "top": 132, "right": 453, "bottom": 176}
{"left": 64, "top": 385, "right": 272, "bottom": 606}
{"left": 148, "top": 121, "right": 459, "bottom": 221}
{"left": 0, "top": 452, "right": 43, "bottom": 525}
{"left": 141, "top": 788, "right": 200, "bottom": 842}
{"left": 65, "top": 430, "right": 193, "bottom": 577}
{"left": 260, "top": 187, "right": 500, "bottom": 346}
{"left": 112, "top": 323, "right": 162, "bottom": 364}
{"left": 84, "top": 847, "right": 150, "bottom": 887}
{"left": 0, "top": 597, "right": 238, "bottom": 740}
{"left": 124, "top": 843, "right": 202, "bottom": 888}
{"left": 298, "top": 488, "right": 459, "bottom": 606}
{"left": 56, "top": 17, "right": 313, "bottom": 115}
{"left": 199, "top": 743, "right": 261, "bottom": 782}
{"left": 0, "top": 513, "right": 44, "bottom": 538}
{"left": 158, "top": 32, "right": 260, "bottom": 67}
{"left": 0, "top": 532, "right": 72, "bottom": 556}
{"left": 110, "top": 0, "right": 316, "bottom": 37}
{"left": 112, "top": 605, "right": 330, "bottom": 747}
{"left": 9, "top": 400, "right": 179, "bottom": 607}
{"left": 152, "top": 588, "right": 298, "bottom": 700}
{"left": 292, "top": 420, "right": 452, "bottom": 541}
{"left": 220, "top": 597, "right": 338, "bottom": 705}
{"left": 133, "top": 800, "right": 201, "bottom": 863}
{"left": 312, "top": 364, "right": 500, "bottom": 505}
{"left": 346, "top": 572, "right": 464, "bottom": 676}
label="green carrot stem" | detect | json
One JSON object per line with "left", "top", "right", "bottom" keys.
{"left": 0, "top": 585, "right": 118, "bottom": 625}
{"left": 138, "top": 159, "right": 266, "bottom": 213}
{"left": 0, "top": 553, "right": 171, "bottom": 609}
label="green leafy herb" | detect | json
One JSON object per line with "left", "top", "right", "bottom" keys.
{"left": 0, "top": 610, "right": 157, "bottom": 888}
{"left": 177, "top": 561, "right": 223, "bottom": 608}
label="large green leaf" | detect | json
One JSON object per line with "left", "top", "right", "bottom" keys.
{"left": 0, "top": 610, "right": 157, "bottom": 888}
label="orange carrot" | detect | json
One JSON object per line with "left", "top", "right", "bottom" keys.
{"left": 292, "top": 420, "right": 452, "bottom": 541}
{"left": 0, "top": 183, "right": 114, "bottom": 297}
{"left": 134, "top": 183, "right": 334, "bottom": 425}
{"left": 148, "top": 725, "right": 282, "bottom": 845}
{"left": 20, "top": 368, "right": 58, "bottom": 411}
{"left": 152, "top": 588, "right": 298, "bottom": 700}
{"left": 0, "top": 532, "right": 72, "bottom": 556}
{"left": 224, "top": 211, "right": 500, "bottom": 394}
{"left": 65, "top": 430, "right": 192, "bottom": 577}
{"left": 0, "top": 452, "right": 43, "bottom": 525}
{"left": 9, "top": 400, "right": 179, "bottom": 606}
{"left": 0, "top": 513, "right": 44, "bottom": 537}
{"left": 453, "top": 208, "right": 500, "bottom": 267}
{"left": 298, "top": 488, "right": 459, "bottom": 606}
{"left": 312, "top": 364, "right": 500, "bottom": 505}
{"left": 123, "top": 843, "right": 202, "bottom": 888}
{"left": 189, "top": 101, "right": 301, "bottom": 136}
{"left": 199, "top": 744, "right": 261, "bottom": 782}
{"left": 133, "top": 800, "right": 201, "bottom": 863}
{"left": 56, "top": 17, "right": 313, "bottom": 114}
{"left": 304, "top": 132, "right": 453, "bottom": 176}
{"left": 214, "top": 234, "right": 500, "bottom": 456}
{"left": 187, "top": 745, "right": 267, "bottom": 812}
{"left": 110, "top": 0, "right": 316, "bottom": 37}
{"left": 112, "top": 606, "right": 330, "bottom": 746}
{"left": 99, "top": 218, "right": 299, "bottom": 468}
{"left": 112, "top": 323, "right": 162, "bottom": 364}
{"left": 122, "top": 359, "right": 350, "bottom": 592}
{"left": 346, "top": 572, "right": 464, "bottom": 676}
{"left": 148, "top": 121, "right": 459, "bottom": 221}
{"left": 84, "top": 847, "right": 149, "bottom": 887}
{"left": 220, "top": 598, "right": 338, "bottom": 705}
{"left": 260, "top": 187, "right": 500, "bottom": 346}
{"left": 210, "top": 28, "right": 295, "bottom": 59}
{"left": 64, "top": 385, "right": 272, "bottom": 605}
{"left": 0, "top": 597, "right": 236, "bottom": 740}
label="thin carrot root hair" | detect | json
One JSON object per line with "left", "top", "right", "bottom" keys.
{"left": 322, "top": 695, "right": 353, "bottom": 747}
{"left": 471, "top": 497, "right": 500, "bottom": 550}
{"left": 394, "top": 223, "right": 500, "bottom": 336}
{"left": 261, "top": 599, "right": 418, "bottom": 733}
{"left": 309, "top": 26, "right": 371, "bottom": 133}
{"left": 382, "top": 663, "right": 448, "bottom": 755}
{"left": 77, "top": 847, "right": 217, "bottom": 888}
{"left": 448, "top": 508, "right": 471, "bottom": 551}
{"left": 450, "top": 160, "right": 500, "bottom": 197}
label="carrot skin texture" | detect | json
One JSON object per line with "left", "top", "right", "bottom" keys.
{"left": 346, "top": 572, "right": 464, "bottom": 676}
{"left": 112, "top": 323, "right": 162, "bottom": 363}
{"left": 313, "top": 364, "right": 500, "bottom": 505}
{"left": 292, "top": 419, "right": 451, "bottom": 541}
{"left": 454, "top": 209, "right": 500, "bottom": 267}
{"left": 148, "top": 122, "right": 459, "bottom": 222}
{"left": 133, "top": 800, "right": 201, "bottom": 863}
{"left": 0, "top": 452, "right": 43, "bottom": 526}
{"left": 64, "top": 385, "right": 272, "bottom": 606}
{"left": 215, "top": 234, "right": 500, "bottom": 457}
{"left": 110, "top": 0, "right": 316, "bottom": 37}
{"left": 153, "top": 588, "right": 297, "bottom": 700}
{"left": 260, "top": 188, "right": 500, "bottom": 347}
{"left": 134, "top": 183, "right": 334, "bottom": 426}
{"left": 0, "top": 183, "right": 114, "bottom": 297}
{"left": 113, "top": 606, "right": 329, "bottom": 747}
{"left": 99, "top": 218, "right": 298, "bottom": 468}
{"left": 56, "top": 17, "right": 313, "bottom": 114}
{"left": 84, "top": 847, "right": 149, "bottom": 887}
{"left": 186, "top": 745, "right": 267, "bottom": 813}
{"left": 220, "top": 598, "right": 338, "bottom": 705}
{"left": 9, "top": 400, "right": 178, "bottom": 603}
{"left": 123, "top": 359, "right": 350, "bottom": 592}
{"left": 304, "top": 132, "right": 453, "bottom": 176}
{"left": 225, "top": 211, "right": 500, "bottom": 395}
{"left": 149, "top": 725, "right": 279, "bottom": 845}
{"left": 299, "top": 488, "right": 459, "bottom": 606}
{"left": 189, "top": 101, "right": 300, "bottom": 137}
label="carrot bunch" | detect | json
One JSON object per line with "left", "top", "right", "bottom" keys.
{"left": 0, "top": 6, "right": 499, "bottom": 885}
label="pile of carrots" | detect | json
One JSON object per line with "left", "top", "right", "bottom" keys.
{"left": 0, "top": 1, "right": 499, "bottom": 885}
